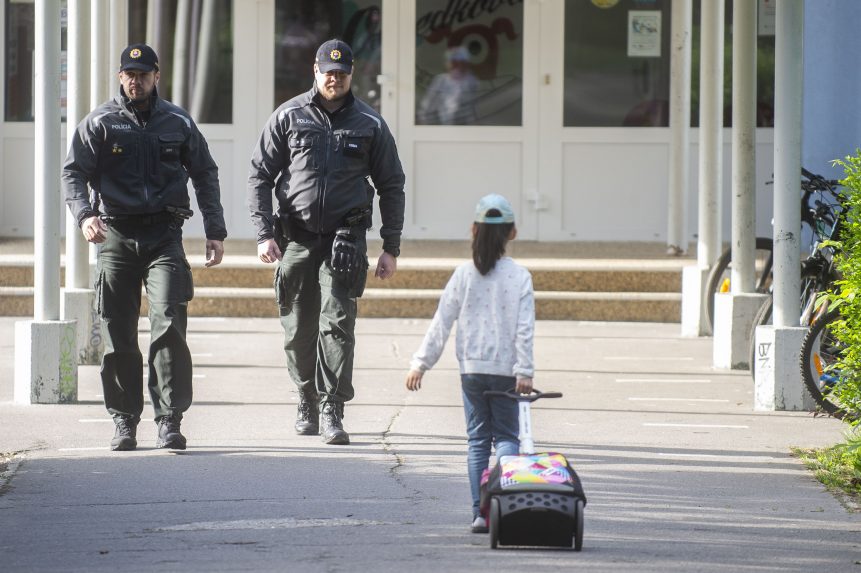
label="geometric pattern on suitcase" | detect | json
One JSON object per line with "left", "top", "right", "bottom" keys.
{"left": 497, "top": 453, "right": 574, "bottom": 488}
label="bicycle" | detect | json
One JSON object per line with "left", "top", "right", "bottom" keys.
{"left": 799, "top": 307, "right": 858, "bottom": 421}
{"left": 703, "top": 168, "right": 841, "bottom": 333}
{"left": 749, "top": 172, "right": 844, "bottom": 379}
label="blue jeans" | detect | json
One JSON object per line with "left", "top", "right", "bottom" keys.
{"left": 461, "top": 373, "right": 520, "bottom": 518}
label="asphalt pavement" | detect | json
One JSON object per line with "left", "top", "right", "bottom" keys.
{"left": 0, "top": 315, "right": 859, "bottom": 572}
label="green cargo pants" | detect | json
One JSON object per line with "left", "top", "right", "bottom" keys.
{"left": 96, "top": 219, "right": 194, "bottom": 422}
{"left": 275, "top": 231, "right": 368, "bottom": 405}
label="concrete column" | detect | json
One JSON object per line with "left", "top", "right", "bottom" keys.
{"left": 15, "top": 0, "right": 78, "bottom": 404}
{"left": 62, "top": 0, "right": 102, "bottom": 366}
{"left": 15, "top": 320, "right": 78, "bottom": 404}
{"left": 172, "top": 0, "right": 192, "bottom": 107}
{"left": 754, "top": 0, "right": 807, "bottom": 411}
{"left": 714, "top": 0, "right": 759, "bottom": 369}
{"left": 90, "top": 0, "right": 110, "bottom": 105}
{"left": 713, "top": 292, "right": 768, "bottom": 370}
{"left": 772, "top": 1, "right": 803, "bottom": 327}
{"left": 34, "top": 0, "right": 62, "bottom": 323}
{"left": 109, "top": 0, "right": 129, "bottom": 76}
{"left": 753, "top": 325, "right": 815, "bottom": 411}
{"left": 682, "top": 0, "right": 722, "bottom": 338}
{"left": 667, "top": 0, "right": 692, "bottom": 257}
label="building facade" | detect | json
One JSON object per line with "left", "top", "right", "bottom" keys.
{"left": 3, "top": 0, "right": 850, "bottom": 245}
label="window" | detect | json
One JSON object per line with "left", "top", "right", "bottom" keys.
{"left": 414, "top": 0, "right": 523, "bottom": 126}
{"left": 564, "top": 0, "right": 672, "bottom": 127}
{"left": 127, "top": 0, "right": 234, "bottom": 124}
{"left": 274, "top": 0, "right": 383, "bottom": 111}
{"left": 564, "top": 0, "right": 775, "bottom": 128}
{"left": 4, "top": 0, "right": 67, "bottom": 122}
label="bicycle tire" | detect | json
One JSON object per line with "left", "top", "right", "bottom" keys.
{"left": 799, "top": 307, "right": 855, "bottom": 421}
{"left": 704, "top": 237, "right": 774, "bottom": 332}
{"left": 748, "top": 296, "right": 773, "bottom": 379}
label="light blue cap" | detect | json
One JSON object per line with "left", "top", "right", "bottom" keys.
{"left": 474, "top": 194, "right": 515, "bottom": 224}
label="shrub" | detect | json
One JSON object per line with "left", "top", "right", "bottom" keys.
{"left": 823, "top": 151, "right": 861, "bottom": 424}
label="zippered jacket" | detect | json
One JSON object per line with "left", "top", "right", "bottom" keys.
{"left": 62, "top": 87, "right": 227, "bottom": 240}
{"left": 247, "top": 85, "right": 405, "bottom": 256}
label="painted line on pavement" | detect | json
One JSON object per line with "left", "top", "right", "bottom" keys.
{"left": 643, "top": 423, "right": 750, "bottom": 429}
{"left": 605, "top": 356, "right": 695, "bottom": 361}
{"left": 616, "top": 378, "right": 711, "bottom": 383}
{"left": 191, "top": 353, "right": 213, "bottom": 358}
{"left": 628, "top": 397, "right": 729, "bottom": 402}
{"left": 658, "top": 452, "right": 777, "bottom": 460}
{"left": 58, "top": 447, "right": 110, "bottom": 452}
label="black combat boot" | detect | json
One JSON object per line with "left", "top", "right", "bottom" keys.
{"left": 294, "top": 394, "right": 319, "bottom": 435}
{"left": 110, "top": 416, "right": 138, "bottom": 451}
{"left": 155, "top": 414, "right": 187, "bottom": 450}
{"left": 319, "top": 402, "right": 350, "bottom": 445}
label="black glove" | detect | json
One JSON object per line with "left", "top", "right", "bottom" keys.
{"left": 331, "top": 228, "right": 360, "bottom": 281}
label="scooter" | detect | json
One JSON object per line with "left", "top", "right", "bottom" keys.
{"left": 479, "top": 389, "right": 586, "bottom": 550}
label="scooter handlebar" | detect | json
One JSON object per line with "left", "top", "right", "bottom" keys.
{"left": 483, "top": 388, "right": 563, "bottom": 402}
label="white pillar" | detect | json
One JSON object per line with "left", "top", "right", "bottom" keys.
{"left": 667, "top": 0, "right": 692, "bottom": 256}
{"left": 696, "top": 0, "right": 723, "bottom": 271}
{"left": 731, "top": 0, "right": 758, "bottom": 294}
{"left": 15, "top": 0, "right": 78, "bottom": 404}
{"left": 172, "top": 0, "right": 192, "bottom": 107}
{"left": 90, "top": 0, "right": 110, "bottom": 105}
{"left": 109, "top": 0, "right": 129, "bottom": 76}
{"left": 34, "top": 0, "right": 62, "bottom": 323}
{"left": 714, "top": 0, "right": 760, "bottom": 369}
{"left": 63, "top": 0, "right": 102, "bottom": 366}
{"left": 683, "top": 0, "right": 723, "bottom": 337}
{"left": 65, "top": 0, "right": 90, "bottom": 291}
{"left": 755, "top": 0, "right": 808, "bottom": 411}
{"left": 772, "top": 1, "right": 803, "bottom": 327}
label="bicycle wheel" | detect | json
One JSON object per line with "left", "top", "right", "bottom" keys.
{"left": 799, "top": 308, "right": 855, "bottom": 420}
{"left": 704, "top": 237, "right": 774, "bottom": 332}
{"left": 748, "top": 296, "right": 773, "bottom": 379}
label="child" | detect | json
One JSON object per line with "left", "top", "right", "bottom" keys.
{"left": 405, "top": 193, "right": 535, "bottom": 534}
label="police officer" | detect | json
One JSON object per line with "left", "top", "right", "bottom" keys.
{"left": 63, "top": 44, "right": 227, "bottom": 451}
{"left": 248, "top": 39, "right": 405, "bottom": 445}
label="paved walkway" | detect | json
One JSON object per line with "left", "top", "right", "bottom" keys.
{"left": 0, "top": 316, "right": 858, "bottom": 571}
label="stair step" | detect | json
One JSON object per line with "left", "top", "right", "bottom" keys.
{"left": 0, "top": 247, "right": 686, "bottom": 322}
{"left": 0, "top": 285, "right": 680, "bottom": 322}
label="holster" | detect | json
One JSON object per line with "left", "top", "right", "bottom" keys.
{"left": 273, "top": 216, "right": 289, "bottom": 251}
{"left": 331, "top": 228, "right": 362, "bottom": 285}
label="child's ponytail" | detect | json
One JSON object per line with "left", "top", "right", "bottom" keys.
{"left": 472, "top": 209, "right": 514, "bottom": 275}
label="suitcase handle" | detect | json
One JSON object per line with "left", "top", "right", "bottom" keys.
{"left": 483, "top": 388, "right": 563, "bottom": 402}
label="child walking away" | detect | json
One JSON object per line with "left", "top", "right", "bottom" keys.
{"left": 405, "top": 194, "right": 535, "bottom": 534}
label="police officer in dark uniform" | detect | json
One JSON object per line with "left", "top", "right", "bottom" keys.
{"left": 63, "top": 44, "right": 227, "bottom": 451}
{"left": 248, "top": 39, "right": 405, "bottom": 445}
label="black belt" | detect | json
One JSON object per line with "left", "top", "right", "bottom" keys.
{"left": 100, "top": 212, "right": 175, "bottom": 225}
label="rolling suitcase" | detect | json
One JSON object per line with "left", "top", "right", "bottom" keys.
{"left": 479, "top": 389, "right": 586, "bottom": 550}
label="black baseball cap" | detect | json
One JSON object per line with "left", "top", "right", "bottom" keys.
{"left": 120, "top": 43, "right": 159, "bottom": 73}
{"left": 315, "top": 39, "right": 353, "bottom": 74}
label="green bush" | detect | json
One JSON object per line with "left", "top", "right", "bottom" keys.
{"left": 824, "top": 151, "right": 861, "bottom": 424}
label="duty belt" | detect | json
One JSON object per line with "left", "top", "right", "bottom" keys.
{"left": 99, "top": 212, "right": 176, "bottom": 225}
{"left": 100, "top": 206, "right": 193, "bottom": 225}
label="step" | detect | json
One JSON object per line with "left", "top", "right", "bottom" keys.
{"left": 0, "top": 245, "right": 687, "bottom": 322}
{"left": 0, "top": 285, "right": 681, "bottom": 322}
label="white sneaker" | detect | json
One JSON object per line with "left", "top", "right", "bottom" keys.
{"left": 471, "top": 516, "right": 488, "bottom": 534}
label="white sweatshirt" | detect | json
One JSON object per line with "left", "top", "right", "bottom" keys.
{"left": 410, "top": 257, "right": 535, "bottom": 378}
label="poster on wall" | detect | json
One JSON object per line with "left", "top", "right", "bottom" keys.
{"left": 758, "top": 0, "right": 776, "bottom": 36}
{"left": 627, "top": 11, "right": 661, "bottom": 58}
